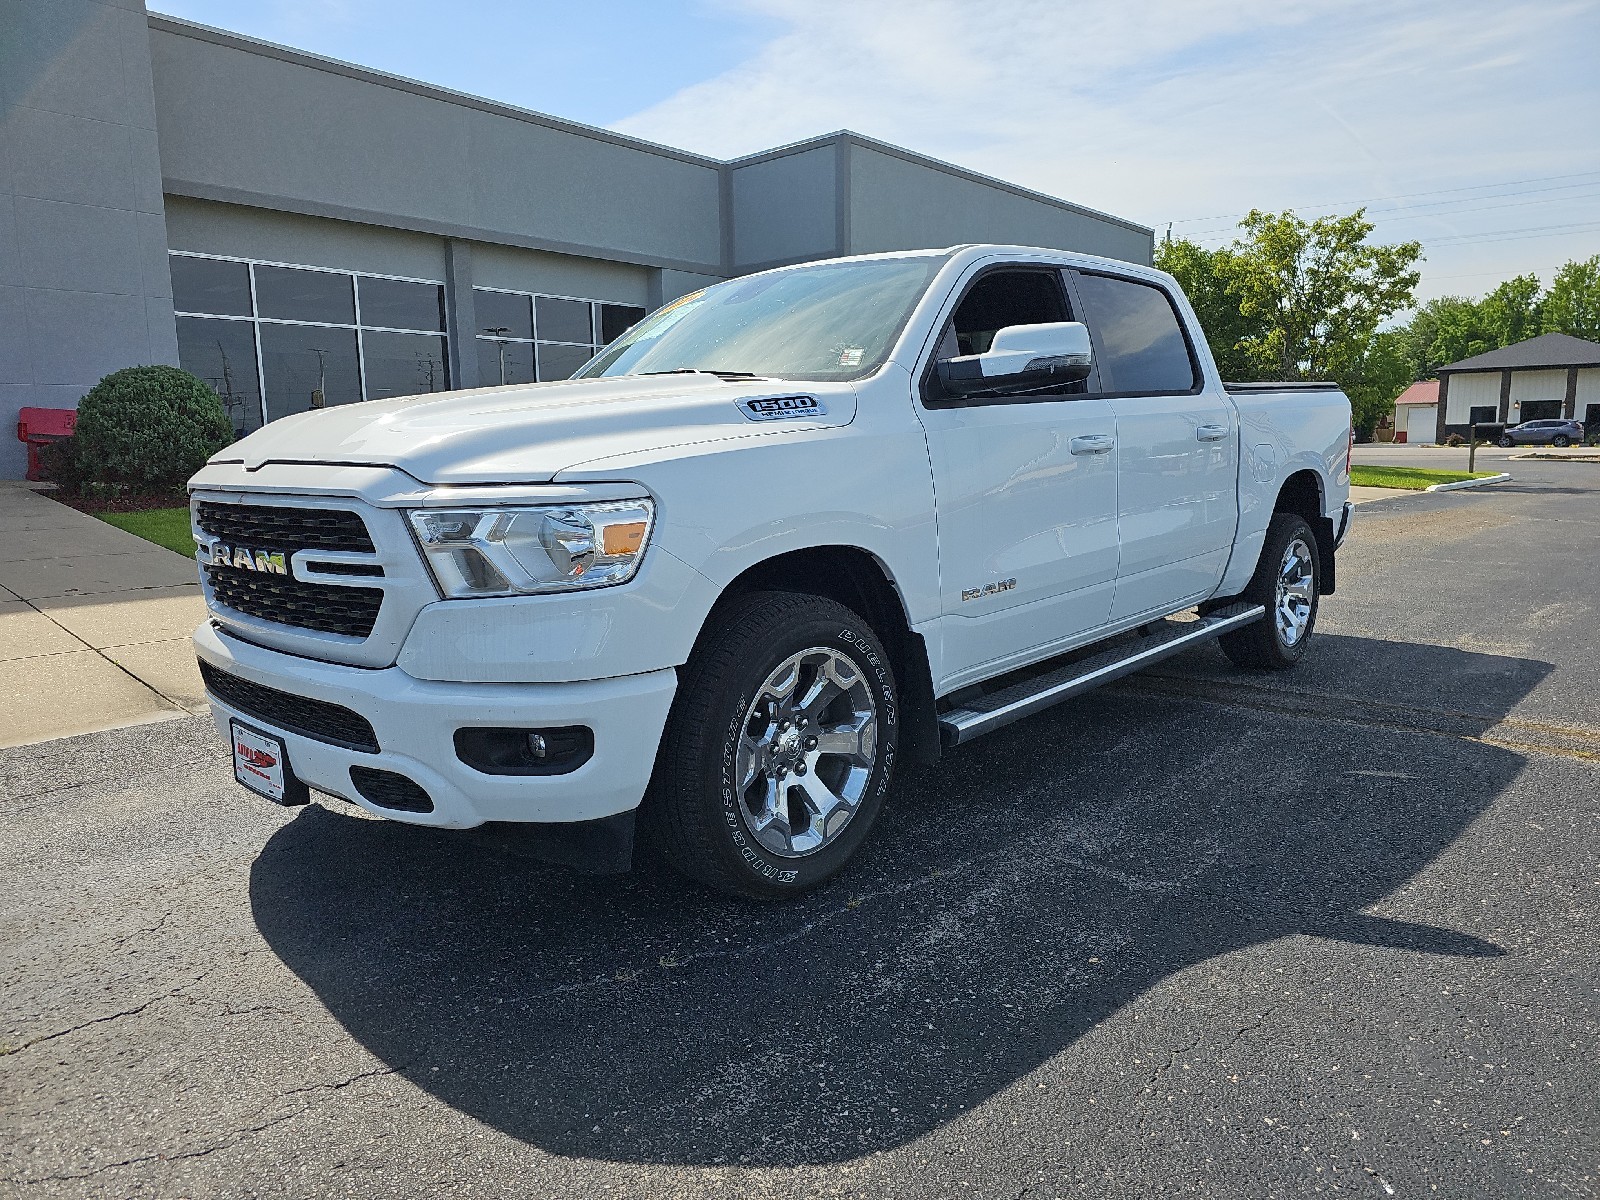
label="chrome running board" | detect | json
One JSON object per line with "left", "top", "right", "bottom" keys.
{"left": 938, "top": 602, "right": 1266, "bottom": 747}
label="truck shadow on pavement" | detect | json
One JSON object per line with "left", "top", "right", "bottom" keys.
{"left": 250, "top": 635, "right": 1546, "bottom": 1167}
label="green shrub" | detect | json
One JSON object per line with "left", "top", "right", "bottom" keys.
{"left": 46, "top": 366, "right": 234, "bottom": 494}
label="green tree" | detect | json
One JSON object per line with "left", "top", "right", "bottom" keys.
{"left": 1153, "top": 238, "right": 1262, "bottom": 379}
{"left": 1339, "top": 328, "right": 1413, "bottom": 440}
{"left": 1228, "top": 208, "right": 1422, "bottom": 381}
{"left": 1478, "top": 274, "right": 1545, "bottom": 348}
{"left": 1544, "top": 255, "right": 1600, "bottom": 341}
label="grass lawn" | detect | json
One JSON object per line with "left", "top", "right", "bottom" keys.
{"left": 1349, "top": 465, "right": 1498, "bottom": 491}
{"left": 95, "top": 508, "right": 195, "bottom": 558}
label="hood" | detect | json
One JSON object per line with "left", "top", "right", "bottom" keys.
{"left": 212, "top": 375, "right": 857, "bottom": 485}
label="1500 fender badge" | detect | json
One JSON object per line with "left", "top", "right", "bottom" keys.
{"left": 738, "top": 394, "right": 825, "bottom": 422}
{"left": 203, "top": 543, "right": 289, "bottom": 575}
{"left": 962, "top": 578, "right": 1017, "bottom": 602}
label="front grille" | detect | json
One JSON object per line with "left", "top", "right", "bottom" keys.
{"left": 195, "top": 501, "right": 374, "bottom": 552}
{"left": 204, "top": 566, "right": 383, "bottom": 638}
{"left": 349, "top": 766, "right": 434, "bottom": 813}
{"left": 200, "top": 660, "right": 380, "bottom": 753}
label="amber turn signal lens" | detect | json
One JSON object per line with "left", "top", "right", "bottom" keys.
{"left": 601, "top": 520, "right": 647, "bottom": 557}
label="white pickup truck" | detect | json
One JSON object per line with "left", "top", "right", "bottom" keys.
{"left": 190, "top": 245, "right": 1352, "bottom": 898}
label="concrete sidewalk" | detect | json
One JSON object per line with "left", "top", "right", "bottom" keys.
{"left": 0, "top": 483, "right": 206, "bottom": 749}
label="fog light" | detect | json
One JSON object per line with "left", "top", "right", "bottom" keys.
{"left": 455, "top": 726, "right": 594, "bottom": 776}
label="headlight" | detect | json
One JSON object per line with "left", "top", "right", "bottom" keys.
{"left": 407, "top": 499, "right": 654, "bottom": 597}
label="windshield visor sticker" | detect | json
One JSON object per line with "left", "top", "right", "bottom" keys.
{"left": 738, "top": 394, "right": 826, "bottom": 422}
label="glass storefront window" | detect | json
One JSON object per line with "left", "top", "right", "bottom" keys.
{"left": 176, "top": 316, "right": 262, "bottom": 434}
{"left": 536, "top": 342, "right": 594, "bottom": 382}
{"left": 474, "top": 289, "right": 534, "bottom": 341}
{"left": 260, "top": 324, "right": 362, "bottom": 421}
{"left": 476, "top": 338, "right": 535, "bottom": 387}
{"left": 359, "top": 277, "right": 445, "bottom": 333}
{"left": 364, "top": 331, "right": 449, "bottom": 400}
{"left": 254, "top": 264, "right": 356, "bottom": 325}
{"left": 473, "top": 288, "right": 642, "bottom": 386}
{"left": 536, "top": 295, "right": 593, "bottom": 345}
{"left": 170, "top": 253, "right": 451, "bottom": 426}
{"left": 171, "top": 257, "right": 252, "bottom": 318}
{"left": 600, "top": 303, "right": 646, "bottom": 344}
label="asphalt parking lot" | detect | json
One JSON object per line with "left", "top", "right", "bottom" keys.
{"left": 3, "top": 460, "right": 1597, "bottom": 1199}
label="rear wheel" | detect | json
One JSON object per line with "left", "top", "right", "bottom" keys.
{"left": 644, "top": 591, "right": 898, "bottom": 899}
{"left": 1554, "top": 435, "right": 1571, "bottom": 447}
{"left": 1218, "top": 513, "right": 1320, "bottom": 671}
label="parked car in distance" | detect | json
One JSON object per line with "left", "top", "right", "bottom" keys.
{"left": 1499, "top": 418, "right": 1584, "bottom": 447}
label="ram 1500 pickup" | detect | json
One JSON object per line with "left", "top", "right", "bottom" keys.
{"left": 190, "top": 244, "right": 1353, "bottom": 898}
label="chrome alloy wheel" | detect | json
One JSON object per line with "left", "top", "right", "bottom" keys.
{"left": 1275, "top": 537, "right": 1316, "bottom": 648}
{"left": 735, "top": 646, "right": 878, "bottom": 858}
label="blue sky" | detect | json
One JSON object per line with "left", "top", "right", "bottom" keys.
{"left": 154, "top": 0, "right": 1600, "bottom": 305}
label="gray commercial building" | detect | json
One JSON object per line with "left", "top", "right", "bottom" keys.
{"left": 2, "top": 1, "right": 1154, "bottom": 478}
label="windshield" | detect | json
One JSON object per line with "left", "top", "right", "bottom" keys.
{"left": 577, "top": 255, "right": 947, "bottom": 383}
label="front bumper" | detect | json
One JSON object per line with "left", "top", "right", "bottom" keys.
{"left": 195, "top": 622, "right": 677, "bottom": 829}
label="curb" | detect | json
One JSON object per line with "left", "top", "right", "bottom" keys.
{"left": 1510, "top": 452, "right": 1600, "bottom": 462}
{"left": 1425, "top": 473, "right": 1511, "bottom": 493}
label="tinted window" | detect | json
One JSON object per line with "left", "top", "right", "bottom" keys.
{"left": 474, "top": 289, "right": 533, "bottom": 341}
{"left": 948, "top": 270, "right": 1068, "bottom": 356}
{"left": 176, "top": 316, "right": 261, "bottom": 433}
{"left": 171, "top": 256, "right": 252, "bottom": 317}
{"left": 363, "top": 331, "right": 449, "bottom": 399}
{"left": 359, "top": 278, "right": 444, "bottom": 332}
{"left": 477, "top": 337, "right": 534, "bottom": 386}
{"left": 537, "top": 296, "right": 594, "bottom": 344}
{"left": 600, "top": 303, "right": 646, "bottom": 344}
{"left": 254, "top": 265, "right": 355, "bottom": 325}
{"left": 1468, "top": 405, "right": 1498, "bottom": 425}
{"left": 259, "top": 324, "right": 361, "bottom": 421}
{"left": 1073, "top": 273, "right": 1196, "bottom": 393}
{"left": 538, "top": 343, "right": 594, "bottom": 382}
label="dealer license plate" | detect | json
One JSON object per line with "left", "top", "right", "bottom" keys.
{"left": 230, "top": 721, "right": 308, "bottom": 806}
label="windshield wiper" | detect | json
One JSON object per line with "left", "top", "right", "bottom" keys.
{"left": 637, "top": 368, "right": 763, "bottom": 380}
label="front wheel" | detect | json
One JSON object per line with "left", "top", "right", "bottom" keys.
{"left": 1498, "top": 435, "right": 1514, "bottom": 447}
{"left": 1218, "top": 513, "right": 1320, "bottom": 670}
{"left": 1554, "top": 435, "right": 1571, "bottom": 447}
{"left": 644, "top": 591, "right": 899, "bottom": 899}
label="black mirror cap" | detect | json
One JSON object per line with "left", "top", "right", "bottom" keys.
{"left": 936, "top": 355, "right": 1092, "bottom": 397}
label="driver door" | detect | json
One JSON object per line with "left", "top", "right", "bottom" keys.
{"left": 915, "top": 267, "right": 1119, "bottom": 692}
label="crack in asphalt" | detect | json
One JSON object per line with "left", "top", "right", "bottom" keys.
{"left": 5, "top": 1066, "right": 402, "bottom": 1185}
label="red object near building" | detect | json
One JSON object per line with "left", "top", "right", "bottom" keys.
{"left": 16, "top": 407, "right": 77, "bottom": 482}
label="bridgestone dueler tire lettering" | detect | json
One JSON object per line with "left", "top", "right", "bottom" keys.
{"left": 644, "top": 591, "right": 899, "bottom": 900}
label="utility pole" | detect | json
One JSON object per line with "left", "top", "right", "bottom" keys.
{"left": 308, "top": 347, "right": 330, "bottom": 408}
{"left": 483, "top": 327, "right": 512, "bottom": 385}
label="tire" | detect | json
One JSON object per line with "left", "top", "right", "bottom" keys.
{"left": 1554, "top": 435, "right": 1571, "bottom": 447}
{"left": 1498, "top": 435, "right": 1514, "bottom": 447}
{"left": 644, "top": 590, "right": 899, "bottom": 900}
{"left": 1218, "top": 513, "right": 1320, "bottom": 671}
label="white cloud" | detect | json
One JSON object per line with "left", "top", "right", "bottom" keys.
{"left": 614, "top": 0, "right": 1600, "bottom": 301}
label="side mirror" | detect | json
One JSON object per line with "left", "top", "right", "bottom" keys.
{"left": 936, "top": 322, "right": 1093, "bottom": 397}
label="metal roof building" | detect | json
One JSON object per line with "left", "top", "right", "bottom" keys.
{"left": 1, "top": 1, "right": 1154, "bottom": 477}
{"left": 1430, "top": 333, "right": 1600, "bottom": 443}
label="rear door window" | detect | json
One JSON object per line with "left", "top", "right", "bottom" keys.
{"left": 1071, "top": 272, "right": 1197, "bottom": 394}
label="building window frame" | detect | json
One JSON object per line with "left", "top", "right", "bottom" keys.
{"left": 170, "top": 250, "right": 450, "bottom": 429}
{"left": 472, "top": 284, "right": 644, "bottom": 385}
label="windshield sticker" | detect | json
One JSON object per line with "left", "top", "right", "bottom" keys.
{"left": 738, "top": 395, "right": 826, "bottom": 422}
{"left": 838, "top": 347, "right": 864, "bottom": 367}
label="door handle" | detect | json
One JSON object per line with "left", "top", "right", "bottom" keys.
{"left": 1196, "top": 424, "right": 1229, "bottom": 442}
{"left": 1070, "top": 434, "right": 1115, "bottom": 455}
